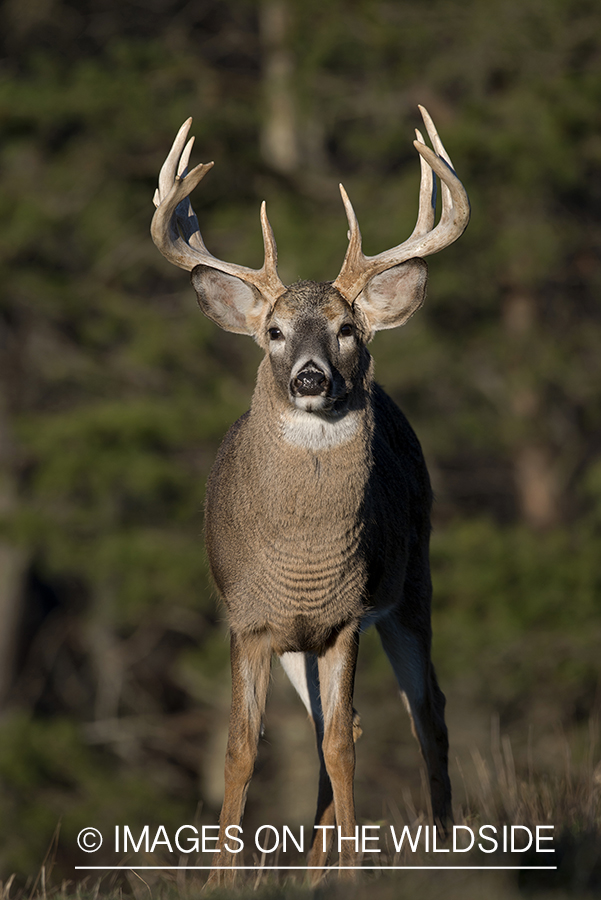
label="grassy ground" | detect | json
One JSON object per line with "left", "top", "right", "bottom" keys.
{"left": 6, "top": 713, "right": 600, "bottom": 900}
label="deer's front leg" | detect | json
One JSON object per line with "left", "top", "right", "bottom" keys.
{"left": 209, "top": 629, "right": 272, "bottom": 886}
{"left": 308, "top": 622, "right": 360, "bottom": 876}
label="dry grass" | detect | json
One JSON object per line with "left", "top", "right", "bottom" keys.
{"left": 4, "top": 717, "right": 600, "bottom": 900}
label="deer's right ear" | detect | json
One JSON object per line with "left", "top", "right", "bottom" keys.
{"left": 191, "top": 265, "right": 268, "bottom": 336}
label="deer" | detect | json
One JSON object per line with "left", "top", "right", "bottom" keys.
{"left": 151, "top": 106, "right": 469, "bottom": 882}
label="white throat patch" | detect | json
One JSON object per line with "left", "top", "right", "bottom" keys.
{"left": 279, "top": 408, "right": 360, "bottom": 450}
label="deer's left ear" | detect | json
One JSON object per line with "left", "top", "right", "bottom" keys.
{"left": 354, "top": 258, "right": 428, "bottom": 333}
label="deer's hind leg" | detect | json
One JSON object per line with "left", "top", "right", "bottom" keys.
{"left": 209, "top": 629, "right": 272, "bottom": 884}
{"left": 376, "top": 601, "right": 452, "bottom": 832}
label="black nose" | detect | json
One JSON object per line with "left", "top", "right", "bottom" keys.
{"left": 291, "top": 366, "right": 328, "bottom": 396}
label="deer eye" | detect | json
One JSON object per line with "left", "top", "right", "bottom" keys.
{"left": 268, "top": 327, "right": 283, "bottom": 341}
{"left": 339, "top": 323, "right": 353, "bottom": 338}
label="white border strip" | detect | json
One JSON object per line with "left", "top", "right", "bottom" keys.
{"left": 75, "top": 865, "right": 557, "bottom": 871}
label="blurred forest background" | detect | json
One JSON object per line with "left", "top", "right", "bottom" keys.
{"left": 0, "top": 0, "right": 600, "bottom": 895}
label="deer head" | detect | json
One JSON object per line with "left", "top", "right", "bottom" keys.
{"left": 151, "top": 107, "right": 469, "bottom": 421}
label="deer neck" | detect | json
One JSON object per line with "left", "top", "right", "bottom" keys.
{"left": 240, "top": 358, "right": 374, "bottom": 527}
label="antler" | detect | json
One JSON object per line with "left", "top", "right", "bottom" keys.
{"left": 151, "top": 118, "right": 286, "bottom": 305}
{"left": 333, "top": 105, "right": 470, "bottom": 303}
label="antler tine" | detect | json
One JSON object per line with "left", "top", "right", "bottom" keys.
{"left": 417, "top": 105, "right": 452, "bottom": 216}
{"left": 333, "top": 106, "right": 470, "bottom": 303}
{"left": 177, "top": 136, "right": 195, "bottom": 177}
{"left": 172, "top": 136, "right": 206, "bottom": 249}
{"left": 412, "top": 140, "right": 470, "bottom": 237}
{"left": 151, "top": 120, "right": 286, "bottom": 305}
{"left": 335, "top": 184, "right": 364, "bottom": 285}
{"left": 155, "top": 118, "right": 194, "bottom": 208}
{"left": 418, "top": 105, "right": 453, "bottom": 166}
{"left": 339, "top": 184, "right": 361, "bottom": 249}
{"left": 410, "top": 127, "right": 436, "bottom": 238}
{"left": 260, "top": 201, "right": 278, "bottom": 272}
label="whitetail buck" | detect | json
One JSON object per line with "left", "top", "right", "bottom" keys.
{"left": 151, "top": 107, "right": 469, "bottom": 880}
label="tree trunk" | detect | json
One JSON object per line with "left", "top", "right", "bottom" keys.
{"left": 503, "top": 289, "right": 560, "bottom": 529}
{"left": 259, "top": 0, "right": 299, "bottom": 175}
{"left": 0, "top": 394, "right": 27, "bottom": 708}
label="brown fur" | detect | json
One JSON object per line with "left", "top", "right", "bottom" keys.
{"left": 190, "top": 266, "right": 452, "bottom": 883}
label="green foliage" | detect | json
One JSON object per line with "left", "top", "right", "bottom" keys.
{"left": 0, "top": 713, "right": 189, "bottom": 877}
{"left": 431, "top": 519, "right": 601, "bottom": 712}
{"left": 433, "top": 519, "right": 601, "bottom": 631}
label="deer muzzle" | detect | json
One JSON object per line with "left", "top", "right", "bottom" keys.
{"left": 291, "top": 364, "right": 329, "bottom": 397}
